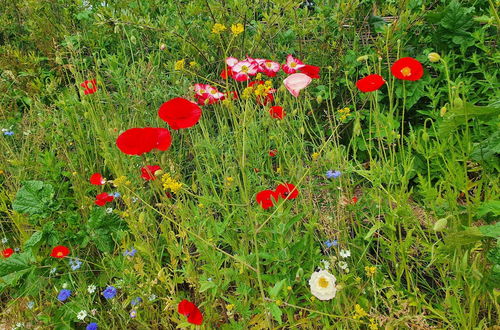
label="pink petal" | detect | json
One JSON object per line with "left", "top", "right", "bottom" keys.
{"left": 283, "top": 73, "right": 312, "bottom": 97}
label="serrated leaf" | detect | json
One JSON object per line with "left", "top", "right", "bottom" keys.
{"left": 268, "top": 279, "right": 286, "bottom": 299}
{"left": 478, "top": 222, "right": 500, "bottom": 238}
{"left": 23, "top": 231, "right": 44, "bottom": 249}
{"left": 12, "top": 181, "right": 54, "bottom": 215}
{"left": 268, "top": 303, "right": 283, "bottom": 325}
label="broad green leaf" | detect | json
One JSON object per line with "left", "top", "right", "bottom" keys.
{"left": 478, "top": 222, "right": 500, "bottom": 238}
{"left": 23, "top": 231, "right": 44, "bottom": 249}
{"left": 268, "top": 302, "right": 283, "bottom": 325}
{"left": 12, "top": 181, "right": 54, "bottom": 215}
{"left": 268, "top": 279, "right": 286, "bottom": 299}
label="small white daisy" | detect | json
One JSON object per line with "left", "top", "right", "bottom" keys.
{"left": 148, "top": 294, "right": 156, "bottom": 302}
{"left": 339, "top": 249, "right": 351, "bottom": 258}
{"left": 87, "top": 284, "right": 97, "bottom": 294}
{"left": 1, "top": 237, "right": 8, "bottom": 244}
{"left": 319, "top": 259, "right": 330, "bottom": 271}
{"left": 77, "top": 310, "right": 87, "bottom": 320}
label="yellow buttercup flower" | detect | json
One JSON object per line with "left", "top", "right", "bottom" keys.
{"left": 174, "top": 59, "right": 185, "bottom": 71}
{"left": 231, "top": 23, "right": 244, "bottom": 35}
{"left": 312, "top": 152, "right": 320, "bottom": 161}
{"left": 189, "top": 61, "right": 198, "bottom": 68}
{"left": 353, "top": 304, "right": 368, "bottom": 319}
{"left": 212, "top": 23, "right": 226, "bottom": 34}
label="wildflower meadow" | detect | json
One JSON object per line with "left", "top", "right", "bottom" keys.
{"left": 1, "top": 0, "right": 499, "bottom": 329}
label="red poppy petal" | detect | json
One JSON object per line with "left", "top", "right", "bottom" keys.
{"left": 391, "top": 57, "right": 423, "bottom": 81}
{"left": 256, "top": 190, "right": 279, "bottom": 209}
{"left": 158, "top": 98, "right": 202, "bottom": 130}
{"left": 187, "top": 308, "right": 203, "bottom": 325}
{"left": 275, "top": 183, "right": 299, "bottom": 200}
{"left": 51, "top": 246, "right": 70, "bottom": 258}
{"left": 355, "top": 74, "right": 385, "bottom": 92}
{"left": 2, "top": 248, "right": 14, "bottom": 258}
{"left": 152, "top": 128, "right": 172, "bottom": 151}
{"left": 90, "top": 173, "right": 105, "bottom": 185}
{"left": 116, "top": 128, "right": 156, "bottom": 155}
{"left": 178, "top": 299, "right": 196, "bottom": 315}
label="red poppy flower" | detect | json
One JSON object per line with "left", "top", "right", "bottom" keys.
{"left": 95, "top": 192, "right": 114, "bottom": 206}
{"left": 81, "top": 79, "right": 97, "bottom": 95}
{"left": 256, "top": 190, "right": 279, "bottom": 210}
{"left": 275, "top": 183, "right": 299, "bottom": 200}
{"left": 269, "top": 106, "right": 285, "bottom": 120}
{"left": 220, "top": 67, "right": 233, "bottom": 79}
{"left": 116, "top": 127, "right": 172, "bottom": 155}
{"left": 356, "top": 74, "right": 385, "bottom": 92}
{"left": 299, "top": 65, "right": 320, "bottom": 79}
{"left": 141, "top": 165, "right": 161, "bottom": 181}
{"left": 50, "top": 246, "right": 70, "bottom": 258}
{"left": 178, "top": 299, "right": 203, "bottom": 325}
{"left": 158, "top": 97, "right": 202, "bottom": 130}
{"left": 391, "top": 57, "right": 423, "bottom": 81}
{"left": 269, "top": 149, "right": 278, "bottom": 157}
{"left": 2, "top": 248, "right": 14, "bottom": 258}
{"left": 351, "top": 196, "right": 358, "bottom": 204}
{"left": 89, "top": 173, "right": 105, "bottom": 185}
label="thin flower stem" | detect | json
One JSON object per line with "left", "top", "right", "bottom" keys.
{"left": 121, "top": 185, "right": 258, "bottom": 273}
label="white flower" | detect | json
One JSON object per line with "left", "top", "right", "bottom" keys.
{"left": 87, "top": 284, "right": 97, "bottom": 293}
{"left": 77, "top": 310, "right": 87, "bottom": 320}
{"left": 91, "top": 309, "right": 98, "bottom": 316}
{"left": 62, "top": 283, "right": 68, "bottom": 289}
{"left": 1, "top": 237, "right": 8, "bottom": 244}
{"left": 319, "top": 259, "right": 330, "bottom": 271}
{"left": 339, "top": 249, "right": 351, "bottom": 258}
{"left": 106, "top": 207, "right": 113, "bottom": 214}
{"left": 148, "top": 294, "right": 157, "bottom": 302}
{"left": 309, "top": 270, "right": 337, "bottom": 301}
{"left": 338, "top": 261, "right": 348, "bottom": 270}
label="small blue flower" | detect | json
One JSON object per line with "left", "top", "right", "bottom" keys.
{"left": 112, "top": 192, "right": 121, "bottom": 198}
{"left": 325, "top": 239, "right": 338, "bottom": 248}
{"left": 207, "top": 277, "right": 212, "bottom": 282}
{"left": 326, "top": 170, "right": 341, "bottom": 179}
{"left": 123, "top": 248, "right": 137, "bottom": 257}
{"left": 130, "top": 309, "right": 137, "bottom": 318}
{"left": 27, "top": 301, "right": 34, "bottom": 309}
{"left": 3, "top": 131, "right": 14, "bottom": 136}
{"left": 102, "top": 286, "right": 117, "bottom": 299}
{"left": 131, "top": 297, "right": 142, "bottom": 306}
{"left": 86, "top": 323, "right": 98, "bottom": 330}
{"left": 69, "top": 258, "right": 82, "bottom": 270}
{"left": 57, "top": 289, "right": 71, "bottom": 302}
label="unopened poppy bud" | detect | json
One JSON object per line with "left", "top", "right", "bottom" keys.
{"left": 440, "top": 106, "right": 447, "bottom": 117}
{"left": 154, "top": 170, "right": 163, "bottom": 177}
{"left": 295, "top": 267, "right": 304, "bottom": 281}
{"left": 428, "top": 52, "right": 441, "bottom": 63}
{"left": 316, "top": 95, "right": 323, "bottom": 104}
{"left": 356, "top": 55, "right": 369, "bottom": 62}
{"left": 433, "top": 217, "right": 448, "bottom": 232}
{"left": 422, "top": 131, "right": 429, "bottom": 142}
{"left": 299, "top": 127, "right": 305, "bottom": 135}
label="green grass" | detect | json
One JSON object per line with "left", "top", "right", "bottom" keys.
{"left": 1, "top": 0, "right": 499, "bottom": 329}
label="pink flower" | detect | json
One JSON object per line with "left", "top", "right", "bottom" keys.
{"left": 194, "top": 83, "right": 225, "bottom": 105}
{"left": 283, "top": 73, "right": 312, "bottom": 97}
{"left": 282, "top": 55, "right": 305, "bottom": 74}
{"left": 231, "top": 60, "right": 258, "bottom": 81}
{"left": 225, "top": 57, "right": 239, "bottom": 68}
{"left": 261, "top": 60, "right": 281, "bottom": 77}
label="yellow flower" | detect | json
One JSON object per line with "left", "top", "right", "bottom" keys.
{"left": 112, "top": 175, "right": 128, "bottom": 187}
{"left": 369, "top": 319, "right": 378, "bottom": 330}
{"left": 231, "top": 23, "right": 244, "bottom": 35}
{"left": 174, "top": 59, "right": 185, "bottom": 71}
{"left": 225, "top": 176, "right": 234, "bottom": 187}
{"left": 255, "top": 73, "right": 262, "bottom": 80}
{"left": 440, "top": 106, "right": 447, "bottom": 117}
{"left": 365, "top": 266, "right": 377, "bottom": 277}
{"left": 226, "top": 304, "right": 234, "bottom": 311}
{"left": 428, "top": 52, "right": 441, "bottom": 63}
{"left": 0, "top": 170, "right": 4, "bottom": 175}
{"left": 189, "top": 61, "right": 198, "bottom": 68}
{"left": 161, "top": 173, "right": 182, "bottom": 193}
{"left": 353, "top": 304, "right": 368, "bottom": 319}
{"left": 312, "top": 152, "right": 320, "bottom": 161}
{"left": 212, "top": 23, "right": 226, "bottom": 34}
{"left": 242, "top": 86, "right": 254, "bottom": 99}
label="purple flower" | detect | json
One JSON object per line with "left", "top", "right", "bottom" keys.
{"left": 102, "top": 286, "right": 117, "bottom": 299}
{"left": 130, "top": 309, "right": 137, "bottom": 318}
{"left": 86, "top": 323, "right": 98, "bottom": 330}
{"left": 131, "top": 297, "right": 142, "bottom": 306}
{"left": 57, "top": 289, "right": 71, "bottom": 302}
{"left": 326, "top": 170, "right": 341, "bottom": 179}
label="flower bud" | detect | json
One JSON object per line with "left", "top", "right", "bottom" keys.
{"left": 428, "top": 52, "right": 441, "bottom": 63}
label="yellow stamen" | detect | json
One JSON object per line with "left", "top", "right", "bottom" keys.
{"left": 290, "top": 62, "right": 297, "bottom": 68}
{"left": 401, "top": 67, "right": 412, "bottom": 77}
{"left": 241, "top": 65, "right": 249, "bottom": 73}
{"left": 318, "top": 277, "right": 329, "bottom": 288}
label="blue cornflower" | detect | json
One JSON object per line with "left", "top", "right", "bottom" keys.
{"left": 69, "top": 258, "right": 82, "bottom": 270}
{"left": 123, "top": 248, "right": 137, "bottom": 257}
{"left": 102, "top": 286, "right": 117, "bottom": 299}
{"left": 131, "top": 297, "right": 142, "bottom": 306}
{"left": 325, "top": 239, "right": 338, "bottom": 248}
{"left": 3, "top": 131, "right": 14, "bottom": 136}
{"left": 86, "top": 323, "right": 98, "bottom": 330}
{"left": 326, "top": 170, "right": 341, "bottom": 179}
{"left": 112, "top": 192, "right": 121, "bottom": 198}
{"left": 57, "top": 289, "right": 71, "bottom": 302}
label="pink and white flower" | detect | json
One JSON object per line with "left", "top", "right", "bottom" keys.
{"left": 282, "top": 55, "right": 305, "bottom": 74}
{"left": 261, "top": 60, "right": 281, "bottom": 77}
{"left": 231, "top": 60, "right": 258, "bottom": 81}
{"left": 283, "top": 73, "right": 312, "bottom": 97}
